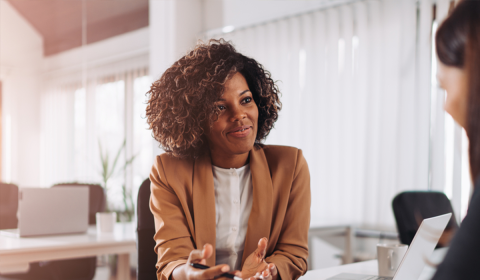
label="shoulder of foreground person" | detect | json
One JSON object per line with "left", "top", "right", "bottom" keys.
{"left": 431, "top": 176, "right": 480, "bottom": 280}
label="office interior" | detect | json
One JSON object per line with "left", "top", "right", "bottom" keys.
{"left": 0, "top": 0, "right": 471, "bottom": 279}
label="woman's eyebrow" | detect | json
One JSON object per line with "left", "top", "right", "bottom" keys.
{"left": 217, "top": 90, "right": 250, "bottom": 101}
{"left": 239, "top": 90, "right": 250, "bottom": 96}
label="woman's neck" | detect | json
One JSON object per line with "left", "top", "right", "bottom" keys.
{"left": 210, "top": 152, "right": 249, "bottom": 169}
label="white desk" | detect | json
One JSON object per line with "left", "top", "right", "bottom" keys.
{"left": 309, "top": 219, "right": 399, "bottom": 267}
{"left": 302, "top": 248, "right": 448, "bottom": 280}
{"left": 309, "top": 220, "right": 355, "bottom": 265}
{"left": 0, "top": 223, "right": 136, "bottom": 280}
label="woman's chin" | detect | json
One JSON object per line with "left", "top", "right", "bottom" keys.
{"left": 226, "top": 142, "right": 255, "bottom": 156}
{"left": 232, "top": 146, "right": 254, "bottom": 155}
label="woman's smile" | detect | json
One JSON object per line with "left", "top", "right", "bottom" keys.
{"left": 227, "top": 125, "right": 252, "bottom": 138}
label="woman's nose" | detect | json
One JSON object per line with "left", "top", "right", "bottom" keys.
{"left": 229, "top": 106, "right": 247, "bottom": 122}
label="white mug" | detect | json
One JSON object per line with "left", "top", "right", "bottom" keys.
{"left": 377, "top": 243, "right": 408, "bottom": 277}
{"left": 96, "top": 212, "right": 116, "bottom": 234}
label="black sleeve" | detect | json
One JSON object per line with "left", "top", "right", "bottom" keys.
{"left": 431, "top": 177, "right": 480, "bottom": 280}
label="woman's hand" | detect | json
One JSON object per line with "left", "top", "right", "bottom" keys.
{"left": 246, "top": 263, "right": 279, "bottom": 280}
{"left": 171, "top": 244, "right": 241, "bottom": 280}
{"left": 241, "top": 237, "right": 269, "bottom": 278}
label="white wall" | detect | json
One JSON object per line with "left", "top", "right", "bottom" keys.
{"left": 203, "top": 0, "right": 223, "bottom": 31}
{"left": 201, "top": 0, "right": 356, "bottom": 36}
{"left": 222, "top": 0, "right": 355, "bottom": 29}
{"left": 43, "top": 27, "right": 149, "bottom": 84}
{"left": 149, "top": 0, "right": 348, "bottom": 78}
{"left": 0, "top": 0, "right": 43, "bottom": 186}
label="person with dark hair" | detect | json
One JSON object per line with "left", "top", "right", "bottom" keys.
{"left": 146, "top": 39, "right": 310, "bottom": 280}
{"left": 433, "top": 0, "right": 480, "bottom": 279}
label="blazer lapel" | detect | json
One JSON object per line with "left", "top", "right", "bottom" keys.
{"left": 192, "top": 153, "right": 217, "bottom": 266}
{"left": 242, "top": 146, "right": 273, "bottom": 265}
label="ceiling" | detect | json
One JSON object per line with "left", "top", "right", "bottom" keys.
{"left": 8, "top": 0, "right": 149, "bottom": 56}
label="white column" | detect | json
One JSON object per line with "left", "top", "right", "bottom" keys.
{"left": 149, "top": 0, "right": 204, "bottom": 80}
{"left": 149, "top": 0, "right": 204, "bottom": 157}
{"left": 414, "top": 0, "right": 433, "bottom": 193}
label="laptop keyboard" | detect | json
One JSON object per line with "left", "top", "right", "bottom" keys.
{"left": 362, "top": 277, "right": 392, "bottom": 280}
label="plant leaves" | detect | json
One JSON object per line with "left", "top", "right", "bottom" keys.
{"left": 108, "top": 139, "right": 126, "bottom": 179}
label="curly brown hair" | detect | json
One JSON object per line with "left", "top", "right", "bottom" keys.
{"left": 146, "top": 39, "right": 282, "bottom": 158}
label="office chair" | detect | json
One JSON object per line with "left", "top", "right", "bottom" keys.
{"left": 0, "top": 183, "right": 19, "bottom": 230}
{"left": 52, "top": 183, "right": 106, "bottom": 225}
{"left": 136, "top": 178, "right": 158, "bottom": 280}
{"left": 392, "top": 191, "right": 458, "bottom": 248}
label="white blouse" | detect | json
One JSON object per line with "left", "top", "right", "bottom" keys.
{"left": 212, "top": 164, "right": 253, "bottom": 271}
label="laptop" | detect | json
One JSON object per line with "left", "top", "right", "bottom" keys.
{"left": 327, "top": 213, "right": 452, "bottom": 280}
{"left": 0, "top": 187, "right": 89, "bottom": 237}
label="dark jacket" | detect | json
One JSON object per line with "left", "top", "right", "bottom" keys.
{"left": 432, "top": 176, "right": 480, "bottom": 280}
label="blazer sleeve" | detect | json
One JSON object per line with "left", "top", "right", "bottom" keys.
{"left": 150, "top": 156, "right": 195, "bottom": 280}
{"left": 265, "top": 149, "right": 311, "bottom": 280}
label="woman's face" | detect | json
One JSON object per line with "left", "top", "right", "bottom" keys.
{"left": 206, "top": 72, "right": 259, "bottom": 159}
{"left": 437, "top": 61, "right": 469, "bottom": 128}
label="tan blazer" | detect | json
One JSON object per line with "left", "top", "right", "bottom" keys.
{"left": 150, "top": 145, "right": 311, "bottom": 280}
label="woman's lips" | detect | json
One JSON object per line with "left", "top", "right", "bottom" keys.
{"left": 227, "top": 126, "right": 251, "bottom": 138}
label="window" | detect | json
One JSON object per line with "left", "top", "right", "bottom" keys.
{"left": 132, "top": 75, "right": 154, "bottom": 203}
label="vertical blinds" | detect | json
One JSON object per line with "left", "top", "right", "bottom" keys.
{"left": 208, "top": 0, "right": 458, "bottom": 228}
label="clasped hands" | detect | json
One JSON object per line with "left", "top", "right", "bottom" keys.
{"left": 180, "top": 237, "right": 278, "bottom": 280}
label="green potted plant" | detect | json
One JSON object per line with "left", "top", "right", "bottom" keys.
{"left": 96, "top": 139, "right": 136, "bottom": 233}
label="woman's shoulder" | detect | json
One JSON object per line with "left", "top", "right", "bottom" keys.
{"left": 259, "top": 144, "right": 307, "bottom": 172}
{"left": 153, "top": 152, "right": 195, "bottom": 176}
{"left": 260, "top": 144, "right": 304, "bottom": 160}
{"left": 156, "top": 152, "right": 194, "bottom": 163}
{"left": 150, "top": 152, "right": 196, "bottom": 191}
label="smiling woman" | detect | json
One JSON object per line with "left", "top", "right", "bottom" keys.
{"left": 146, "top": 39, "right": 311, "bottom": 280}
{"left": 206, "top": 73, "right": 259, "bottom": 168}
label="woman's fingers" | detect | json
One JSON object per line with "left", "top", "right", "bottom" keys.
{"left": 255, "top": 237, "right": 268, "bottom": 259}
{"left": 268, "top": 263, "right": 277, "bottom": 277}
{"left": 252, "top": 264, "right": 276, "bottom": 280}
{"left": 187, "top": 249, "right": 205, "bottom": 264}
{"left": 249, "top": 269, "right": 272, "bottom": 280}
{"left": 190, "top": 264, "right": 230, "bottom": 280}
{"left": 249, "top": 263, "right": 277, "bottom": 280}
{"left": 230, "top": 270, "right": 242, "bottom": 279}
{"left": 187, "top": 244, "right": 230, "bottom": 279}
{"left": 187, "top": 244, "right": 213, "bottom": 266}
{"left": 201, "top": 244, "right": 213, "bottom": 262}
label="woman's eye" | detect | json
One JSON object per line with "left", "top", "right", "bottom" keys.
{"left": 243, "top": 97, "right": 252, "bottom": 103}
{"left": 218, "top": 105, "right": 226, "bottom": 110}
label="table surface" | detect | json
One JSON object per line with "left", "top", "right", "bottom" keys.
{"left": 0, "top": 223, "right": 136, "bottom": 276}
{"left": 302, "top": 248, "right": 448, "bottom": 280}
{"left": 0, "top": 222, "right": 135, "bottom": 253}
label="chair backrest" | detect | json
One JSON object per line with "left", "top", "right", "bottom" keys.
{"left": 0, "top": 182, "right": 19, "bottom": 229}
{"left": 52, "top": 183, "right": 106, "bottom": 225}
{"left": 392, "top": 191, "right": 458, "bottom": 247}
{"left": 136, "top": 178, "right": 157, "bottom": 280}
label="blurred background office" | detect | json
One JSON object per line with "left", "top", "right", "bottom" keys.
{"left": 0, "top": 0, "right": 473, "bottom": 277}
